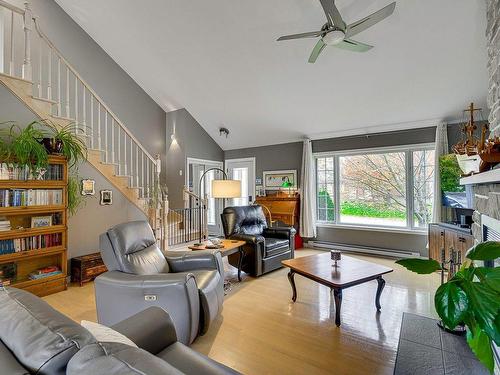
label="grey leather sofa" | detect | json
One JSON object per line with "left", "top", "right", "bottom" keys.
{"left": 0, "top": 287, "right": 239, "bottom": 374}
{"left": 96, "top": 221, "right": 225, "bottom": 345}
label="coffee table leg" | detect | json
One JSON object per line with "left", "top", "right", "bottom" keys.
{"left": 287, "top": 270, "right": 297, "bottom": 302}
{"left": 237, "top": 248, "right": 244, "bottom": 282}
{"left": 333, "top": 288, "right": 342, "bottom": 327}
{"left": 375, "top": 276, "right": 386, "bottom": 311}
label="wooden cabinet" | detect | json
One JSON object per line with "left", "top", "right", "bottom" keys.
{"left": 71, "top": 252, "right": 107, "bottom": 286}
{"left": 428, "top": 223, "right": 474, "bottom": 262}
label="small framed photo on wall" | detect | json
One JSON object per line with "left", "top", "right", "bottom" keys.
{"left": 81, "top": 179, "right": 95, "bottom": 196}
{"left": 100, "top": 190, "right": 113, "bottom": 205}
{"left": 263, "top": 170, "right": 297, "bottom": 190}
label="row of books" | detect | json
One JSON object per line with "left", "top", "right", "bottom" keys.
{"left": 0, "top": 216, "right": 10, "bottom": 231}
{"left": 0, "top": 189, "right": 64, "bottom": 207}
{"left": 0, "top": 233, "right": 62, "bottom": 254}
{"left": 29, "top": 266, "right": 62, "bottom": 280}
{"left": 0, "top": 164, "right": 64, "bottom": 181}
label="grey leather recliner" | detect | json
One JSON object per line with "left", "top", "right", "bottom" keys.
{"left": 95, "top": 221, "right": 225, "bottom": 345}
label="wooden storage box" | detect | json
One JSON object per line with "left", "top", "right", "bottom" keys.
{"left": 71, "top": 252, "right": 107, "bottom": 286}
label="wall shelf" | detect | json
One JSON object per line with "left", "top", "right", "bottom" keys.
{"left": 460, "top": 168, "right": 500, "bottom": 185}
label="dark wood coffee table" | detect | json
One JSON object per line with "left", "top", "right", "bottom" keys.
{"left": 282, "top": 253, "right": 393, "bottom": 327}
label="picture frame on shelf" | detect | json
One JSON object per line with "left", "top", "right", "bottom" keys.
{"left": 31, "top": 215, "right": 52, "bottom": 228}
{"left": 256, "top": 185, "right": 266, "bottom": 197}
{"left": 81, "top": 179, "right": 95, "bottom": 196}
{"left": 263, "top": 170, "right": 297, "bottom": 190}
{"left": 100, "top": 190, "right": 113, "bottom": 205}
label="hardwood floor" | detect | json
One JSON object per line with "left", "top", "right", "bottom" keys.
{"left": 43, "top": 249, "right": 441, "bottom": 375}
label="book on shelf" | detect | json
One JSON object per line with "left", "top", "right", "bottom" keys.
{"left": 0, "top": 163, "right": 63, "bottom": 181}
{"left": 0, "top": 189, "right": 63, "bottom": 207}
{"left": 0, "top": 233, "right": 62, "bottom": 255}
{"left": 29, "top": 266, "right": 62, "bottom": 280}
{"left": 0, "top": 216, "right": 10, "bottom": 231}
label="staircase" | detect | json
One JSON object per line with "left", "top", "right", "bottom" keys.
{"left": 0, "top": 1, "right": 160, "bottom": 213}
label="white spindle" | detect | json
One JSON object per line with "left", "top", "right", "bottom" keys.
{"left": 90, "top": 95, "right": 94, "bottom": 149}
{"left": 141, "top": 152, "right": 144, "bottom": 196}
{"left": 22, "top": 3, "right": 32, "bottom": 80}
{"left": 74, "top": 76, "right": 78, "bottom": 131}
{"left": 111, "top": 118, "right": 115, "bottom": 164}
{"left": 117, "top": 127, "right": 121, "bottom": 175}
{"left": 65, "top": 67, "right": 70, "bottom": 117}
{"left": 56, "top": 58, "right": 61, "bottom": 116}
{"left": 124, "top": 133, "right": 127, "bottom": 175}
{"left": 47, "top": 48, "right": 52, "bottom": 99}
{"left": 38, "top": 37, "right": 42, "bottom": 97}
{"left": 9, "top": 11, "right": 14, "bottom": 76}
{"left": 130, "top": 137, "right": 133, "bottom": 180}
{"left": 147, "top": 160, "right": 150, "bottom": 198}
{"left": 82, "top": 87, "right": 86, "bottom": 135}
{"left": 97, "top": 103, "right": 101, "bottom": 150}
{"left": 104, "top": 112, "right": 108, "bottom": 162}
{"left": 136, "top": 144, "right": 139, "bottom": 188}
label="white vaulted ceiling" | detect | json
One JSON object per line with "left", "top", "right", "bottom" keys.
{"left": 55, "top": 0, "right": 488, "bottom": 150}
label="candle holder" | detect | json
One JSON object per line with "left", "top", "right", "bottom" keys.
{"left": 330, "top": 250, "right": 341, "bottom": 267}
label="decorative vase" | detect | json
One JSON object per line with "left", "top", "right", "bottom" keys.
{"left": 53, "top": 139, "right": 63, "bottom": 154}
{"left": 40, "top": 138, "right": 54, "bottom": 153}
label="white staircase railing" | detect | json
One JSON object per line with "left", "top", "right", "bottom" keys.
{"left": 0, "top": 1, "right": 160, "bottom": 199}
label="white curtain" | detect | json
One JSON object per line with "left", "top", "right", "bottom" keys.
{"left": 300, "top": 139, "right": 317, "bottom": 238}
{"left": 432, "top": 123, "right": 448, "bottom": 223}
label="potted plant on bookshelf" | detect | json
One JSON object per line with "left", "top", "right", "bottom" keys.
{"left": 45, "top": 122, "right": 87, "bottom": 167}
{"left": 1, "top": 121, "right": 48, "bottom": 170}
{"left": 396, "top": 242, "right": 500, "bottom": 373}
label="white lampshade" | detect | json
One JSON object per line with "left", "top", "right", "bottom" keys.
{"left": 212, "top": 179, "right": 241, "bottom": 198}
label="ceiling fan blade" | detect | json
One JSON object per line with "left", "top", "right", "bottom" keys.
{"left": 334, "top": 39, "right": 373, "bottom": 52}
{"left": 308, "top": 39, "right": 326, "bottom": 63}
{"left": 277, "top": 31, "right": 324, "bottom": 41}
{"left": 319, "top": 0, "right": 345, "bottom": 29}
{"left": 345, "top": 2, "right": 396, "bottom": 38}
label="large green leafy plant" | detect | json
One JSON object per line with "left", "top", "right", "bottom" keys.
{"left": 0, "top": 121, "right": 48, "bottom": 170}
{"left": 44, "top": 122, "right": 87, "bottom": 168}
{"left": 396, "top": 242, "right": 500, "bottom": 373}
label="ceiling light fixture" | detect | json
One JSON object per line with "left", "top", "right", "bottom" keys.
{"left": 322, "top": 30, "right": 345, "bottom": 46}
{"left": 219, "top": 127, "right": 230, "bottom": 138}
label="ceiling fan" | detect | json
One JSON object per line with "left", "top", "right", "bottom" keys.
{"left": 277, "top": 0, "right": 396, "bottom": 63}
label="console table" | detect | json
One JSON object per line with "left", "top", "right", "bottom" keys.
{"left": 394, "top": 313, "right": 488, "bottom": 374}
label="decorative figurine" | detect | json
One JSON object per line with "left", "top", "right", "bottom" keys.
{"left": 331, "top": 250, "right": 341, "bottom": 267}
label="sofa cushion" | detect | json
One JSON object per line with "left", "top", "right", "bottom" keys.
{"left": 158, "top": 342, "right": 240, "bottom": 375}
{"left": 0, "top": 288, "right": 95, "bottom": 375}
{"left": 81, "top": 320, "right": 138, "bottom": 348}
{"left": 189, "top": 270, "right": 224, "bottom": 335}
{"left": 0, "top": 341, "right": 29, "bottom": 375}
{"left": 264, "top": 238, "right": 289, "bottom": 257}
{"left": 67, "top": 342, "right": 183, "bottom": 375}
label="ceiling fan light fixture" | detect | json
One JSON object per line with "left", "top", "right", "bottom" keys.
{"left": 322, "top": 30, "right": 345, "bottom": 46}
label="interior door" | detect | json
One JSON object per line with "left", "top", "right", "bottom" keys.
{"left": 187, "top": 159, "right": 224, "bottom": 236}
{"left": 225, "top": 158, "right": 256, "bottom": 207}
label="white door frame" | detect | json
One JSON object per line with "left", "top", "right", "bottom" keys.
{"left": 225, "top": 157, "right": 256, "bottom": 205}
{"left": 186, "top": 157, "right": 224, "bottom": 235}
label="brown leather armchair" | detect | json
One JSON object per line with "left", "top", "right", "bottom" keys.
{"left": 221, "top": 205, "right": 296, "bottom": 277}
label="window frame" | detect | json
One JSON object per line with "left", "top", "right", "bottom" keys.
{"left": 314, "top": 143, "right": 435, "bottom": 233}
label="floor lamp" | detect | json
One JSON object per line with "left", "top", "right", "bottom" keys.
{"left": 198, "top": 168, "right": 241, "bottom": 244}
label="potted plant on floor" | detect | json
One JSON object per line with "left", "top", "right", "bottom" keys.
{"left": 396, "top": 242, "right": 500, "bottom": 373}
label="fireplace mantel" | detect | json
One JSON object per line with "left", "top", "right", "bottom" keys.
{"left": 460, "top": 168, "right": 500, "bottom": 185}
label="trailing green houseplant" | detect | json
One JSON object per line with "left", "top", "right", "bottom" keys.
{"left": 396, "top": 242, "right": 500, "bottom": 373}
{"left": 0, "top": 121, "right": 48, "bottom": 170}
{"left": 67, "top": 176, "right": 86, "bottom": 216}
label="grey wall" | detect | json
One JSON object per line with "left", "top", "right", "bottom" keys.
{"left": 0, "top": 85, "right": 146, "bottom": 260}
{"left": 224, "top": 141, "right": 303, "bottom": 189}
{"left": 1, "top": 0, "right": 166, "bottom": 261}
{"left": 224, "top": 126, "right": 450, "bottom": 256}
{"left": 29, "top": 0, "right": 167, "bottom": 181}
{"left": 166, "top": 109, "right": 224, "bottom": 208}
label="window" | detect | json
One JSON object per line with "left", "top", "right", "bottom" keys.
{"left": 315, "top": 144, "right": 435, "bottom": 231}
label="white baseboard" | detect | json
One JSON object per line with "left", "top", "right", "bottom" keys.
{"left": 306, "top": 241, "right": 421, "bottom": 259}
